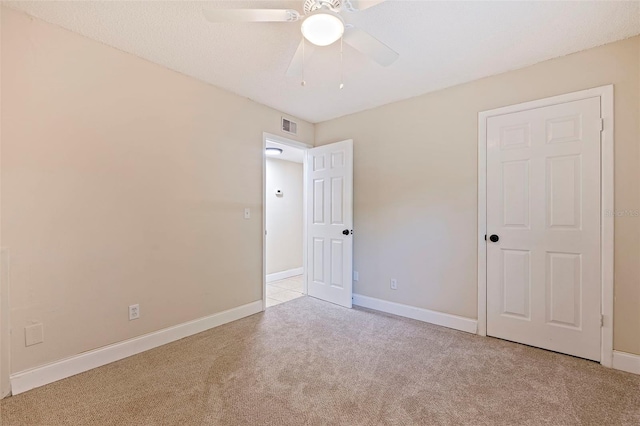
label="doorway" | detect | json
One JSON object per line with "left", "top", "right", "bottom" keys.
{"left": 262, "top": 135, "right": 355, "bottom": 310}
{"left": 477, "top": 86, "right": 614, "bottom": 366}
{"left": 263, "top": 135, "right": 310, "bottom": 309}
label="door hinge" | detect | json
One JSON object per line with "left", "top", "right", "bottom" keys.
{"left": 598, "top": 118, "right": 604, "bottom": 132}
{"left": 600, "top": 314, "right": 604, "bottom": 327}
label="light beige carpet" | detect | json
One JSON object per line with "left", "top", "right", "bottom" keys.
{"left": 2, "top": 296, "right": 639, "bottom": 425}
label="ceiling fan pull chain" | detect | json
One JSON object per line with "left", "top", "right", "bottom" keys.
{"left": 301, "top": 36, "right": 306, "bottom": 87}
{"left": 339, "top": 36, "right": 344, "bottom": 89}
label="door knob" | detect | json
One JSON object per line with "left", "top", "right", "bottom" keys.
{"left": 342, "top": 229, "right": 352, "bottom": 236}
{"left": 489, "top": 234, "right": 499, "bottom": 242}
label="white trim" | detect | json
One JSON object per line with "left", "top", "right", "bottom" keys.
{"left": 10, "top": 300, "right": 263, "bottom": 395}
{"left": 477, "top": 85, "right": 614, "bottom": 367}
{"left": 264, "top": 132, "right": 312, "bottom": 150}
{"left": 353, "top": 294, "right": 477, "bottom": 334}
{"left": 263, "top": 135, "right": 267, "bottom": 311}
{"left": 477, "top": 112, "right": 487, "bottom": 337}
{"left": 612, "top": 351, "right": 640, "bottom": 375}
{"left": 266, "top": 267, "right": 303, "bottom": 283}
{"left": 599, "top": 85, "right": 614, "bottom": 368}
{"left": 262, "top": 132, "right": 311, "bottom": 310}
{"left": 302, "top": 150, "right": 309, "bottom": 296}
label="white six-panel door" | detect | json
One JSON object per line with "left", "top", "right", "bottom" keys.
{"left": 306, "top": 140, "right": 353, "bottom": 308}
{"left": 486, "top": 97, "right": 602, "bottom": 361}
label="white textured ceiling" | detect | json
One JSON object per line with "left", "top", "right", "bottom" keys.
{"left": 5, "top": 1, "right": 640, "bottom": 123}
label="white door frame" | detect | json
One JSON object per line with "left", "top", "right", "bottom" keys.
{"left": 262, "top": 132, "right": 312, "bottom": 311}
{"left": 477, "top": 85, "right": 614, "bottom": 367}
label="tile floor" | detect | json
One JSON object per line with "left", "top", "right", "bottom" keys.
{"left": 266, "top": 275, "right": 304, "bottom": 307}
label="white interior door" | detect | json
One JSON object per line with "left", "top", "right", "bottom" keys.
{"left": 486, "top": 97, "right": 602, "bottom": 361}
{"left": 306, "top": 140, "right": 353, "bottom": 308}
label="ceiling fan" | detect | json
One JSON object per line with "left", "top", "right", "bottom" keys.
{"left": 203, "top": 0, "right": 399, "bottom": 78}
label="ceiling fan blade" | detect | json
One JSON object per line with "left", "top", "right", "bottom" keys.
{"left": 346, "top": 0, "right": 387, "bottom": 11}
{"left": 343, "top": 26, "right": 399, "bottom": 66}
{"left": 203, "top": 9, "right": 300, "bottom": 23}
{"left": 286, "top": 40, "right": 316, "bottom": 78}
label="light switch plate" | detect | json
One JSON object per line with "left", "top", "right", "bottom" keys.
{"left": 25, "top": 323, "right": 44, "bottom": 347}
{"left": 244, "top": 208, "right": 251, "bottom": 219}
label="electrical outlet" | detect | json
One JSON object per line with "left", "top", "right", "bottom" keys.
{"left": 129, "top": 304, "right": 140, "bottom": 321}
{"left": 244, "top": 208, "right": 251, "bottom": 219}
{"left": 390, "top": 279, "right": 398, "bottom": 290}
{"left": 353, "top": 271, "right": 359, "bottom": 281}
{"left": 25, "top": 323, "right": 44, "bottom": 347}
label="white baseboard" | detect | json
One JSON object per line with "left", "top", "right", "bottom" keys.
{"left": 612, "top": 350, "right": 640, "bottom": 375}
{"left": 353, "top": 294, "right": 478, "bottom": 334}
{"left": 10, "top": 300, "right": 263, "bottom": 395}
{"left": 266, "top": 267, "right": 303, "bottom": 283}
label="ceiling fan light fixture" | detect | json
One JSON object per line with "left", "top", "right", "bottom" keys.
{"left": 301, "top": 10, "right": 345, "bottom": 47}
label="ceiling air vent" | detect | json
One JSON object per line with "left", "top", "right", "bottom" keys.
{"left": 281, "top": 117, "right": 298, "bottom": 135}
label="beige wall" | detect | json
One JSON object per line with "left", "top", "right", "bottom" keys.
{"left": 0, "top": 5, "right": 8, "bottom": 398}
{"left": 265, "top": 158, "right": 303, "bottom": 275}
{"left": 316, "top": 36, "right": 640, "bottom": 355}
{"left": 1, "top": 7, "right": 313, "bottom": 373}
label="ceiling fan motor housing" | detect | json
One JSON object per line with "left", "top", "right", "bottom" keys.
{"left": 304, "top": 0, "right": 342, "bottom": 14}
